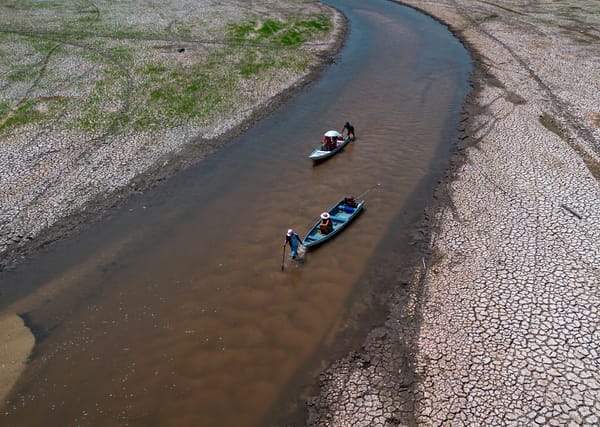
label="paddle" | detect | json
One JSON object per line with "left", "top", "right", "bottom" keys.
{"left": 281, "top": 243, "right": 286, "bottom": 271}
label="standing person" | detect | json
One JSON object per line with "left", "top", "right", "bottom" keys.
{"left": 341, "top": 122, "right": 355, "bottom": 140}
{"left": 284, "top": 229, "right": 302, "bottom": 259}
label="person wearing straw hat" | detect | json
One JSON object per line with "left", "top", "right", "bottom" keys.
{"left": 283, "top": 229, "right": 302, "bottom": 259}
{"left": 319, "top": 212, "right": 333, "bottom": 235}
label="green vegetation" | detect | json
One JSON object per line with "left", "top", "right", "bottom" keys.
{"left": 6, "top": 65, "right": 39, "bottom": 83}
{"left": 228, "top": 15, "right": 330, "bottom": 46}
{"left": 73, "top": 67, "right": 127, "bottom": 132}
{"left": 225, "top": 15, "right": 327, "bottom": 78}
{"left": 0, "top": 101, "right": 10, "bottom": 117}
{"left": 0, "top": 97, "right": 69, "bottom": 133}
{"left": 132, "top": 60, "right": 235, "bottom": 129}
{"left": 0, "top": 100, "right": 43, "bottom": 132}
{"left": 108, "top": 46, "right": 133, "bottom": 63}
{"left": 0, "top": 1, "right": 332, "bottom": 136}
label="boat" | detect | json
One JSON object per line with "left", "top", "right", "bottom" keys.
{"left": 301, "top": 196, "right": 365, "bottom": 248}
{"left": 308, "top": 130, "right": 352, "bottom": 161}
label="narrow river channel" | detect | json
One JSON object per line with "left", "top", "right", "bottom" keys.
{"left": 0, "top": 0, "right": 471, "bottom": 425}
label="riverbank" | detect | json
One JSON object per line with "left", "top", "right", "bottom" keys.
{"left": 307, "top": 0, "right": 599, "bottom": 425}
{"left": 0, "top": 0, "right": 347, "bottom": 407}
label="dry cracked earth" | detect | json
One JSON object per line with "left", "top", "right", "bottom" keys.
{"left": 307, "top": 1, "right": 599, "bottom": 426}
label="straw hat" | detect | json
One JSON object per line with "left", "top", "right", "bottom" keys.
{"left": 320, "top": 212, "right": 330, "bottom": 220}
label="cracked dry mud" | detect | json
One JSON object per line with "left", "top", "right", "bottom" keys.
{"left": 307, "top": 1, "right": 599, "bottom": 426}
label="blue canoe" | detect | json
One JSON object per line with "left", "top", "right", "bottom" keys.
{"left": 301, "top": 197, "right": 365, "bottom": 248}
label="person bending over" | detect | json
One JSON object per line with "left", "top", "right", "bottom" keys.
{"left": 341, "top": 122, "right": 355, "bottom": 139}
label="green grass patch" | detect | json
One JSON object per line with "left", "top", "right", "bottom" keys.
{"left": 0, "top": 99, "right": 44, "bottom": 132}
{"left": 228, "top": 14, "right": 330, "bottom": 46}
{"left": 144, "top": 64, "right": 168, "bottom": 76}
{"left": 6, "top": 64, "right": 39, "bottom": 82}
{"left": 237, "top": 50, "right": 272, "bottom": 77}
{"left": 71, "top": 67, "right": 128, "bottom": 132}
{"left": 297, "top": 16, "right": 330, "bottom": 31}
{"left": 0, "top": 1, "right": 333, "bottom": 137}
{"left": 78, "top": 15, "right": 99, "bottom": 24}
{"left": 132, "top": 63, "right": 235, "bottom": 129}
{"left": 75, "top": 105, "right": 111, "bottom": 132}
{"left": 259, "top": 19, "right": 283, "bottom": 37}
{"left": 108, "top": 46, "right": 133, "bottom": 63}
{"left": 229, "top": 20, "right": 257, "bottom": 42}
{"left": 234, "top": 48, "right": 309, "bottom": 78}
{"left": 224, "top": 14, "right": 331, "bottom": 79}
{"left": 0, "top": 100, "right": 10, "bottom": 117}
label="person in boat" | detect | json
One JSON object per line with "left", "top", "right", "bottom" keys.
{"left": 327, "top": 137, "right": 338, "bottom": 151}
{"left": 322, "top": 135, "right": 337, "bottom": 151}
{"left": 284, "top": 229, "right": 302, "bottom": 259}
{"left": 319, "top": 212, "right": 333, "bottom": 235}
{"left": 341, "top": 122, "right": 355, "bottom": 140}
{"left": 344, "top": 195, "right": 358, "bottom": 208}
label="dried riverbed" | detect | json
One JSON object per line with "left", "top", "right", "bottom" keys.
{"left": 307, "top": 0, "right": 600, "bottom": 426}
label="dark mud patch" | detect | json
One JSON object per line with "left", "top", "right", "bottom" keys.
{"left": 572, "top": 145, "right": 600, "bottom": 182}
{"left": 505, "top": 90, "right": 527, "bottom": 105}
{"left": 539, "top": 112, "right": 569, "bottom": 141}
{"left": 538, "top": 112, "right": 598, "bottom": 181}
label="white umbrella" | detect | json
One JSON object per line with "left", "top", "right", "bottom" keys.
{"left": 324, "top": 130, "right": 341, "bottom": 137}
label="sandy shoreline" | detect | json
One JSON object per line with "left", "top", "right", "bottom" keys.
{"left": 308, "top": 0, "right": 599, "bottom": 425}
{"left": 0, "top": 314, "right": 34, "bottom": 406}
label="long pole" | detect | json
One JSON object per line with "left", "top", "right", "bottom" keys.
{"left": 281, "top": 244, "right": 286, "bottom": 271}
{"left": 356, "top": 183, "right": 381, "bottom": 200}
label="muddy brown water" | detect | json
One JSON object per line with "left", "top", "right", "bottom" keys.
{"left": 0, "top": 1, "right": 470, "bottom": 425}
